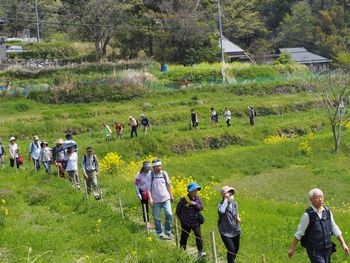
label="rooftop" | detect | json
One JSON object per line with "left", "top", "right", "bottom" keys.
{"left": 279, "top": 47, "right": 331, "bottom": 64}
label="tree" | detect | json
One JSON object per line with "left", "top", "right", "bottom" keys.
{"left": 315, "top": 72, "right": 350, "bottom": 153}
{"left": 60, "top": 0, "right": 122, "bottom": 59}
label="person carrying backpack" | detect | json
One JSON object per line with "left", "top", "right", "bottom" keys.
{"left": 65, "top": 146, "right": 80, "bottom": 190}
{"left": 52, "top": 138, "right": 66, "bottom": 177}
{"left": 28, "top": 135, "right": 41, "bottom": 171}
{"left": 147, "top": 159, "right": 174, "bottom": 240}
{"left": 288, "top": 188, "right": 349, "bottom": 262}
{"left": 176, "top": 182, "right": 206, "bottom": 257}
{"left": 82, "top": 147, "right": 100, "bottom": 200}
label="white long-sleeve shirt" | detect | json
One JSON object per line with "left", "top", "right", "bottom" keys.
{"left": 65, "top": 152, "right": 78, "bottom": 171}
{"left": 294, "top": 205, "right": 342, "bottom": 240}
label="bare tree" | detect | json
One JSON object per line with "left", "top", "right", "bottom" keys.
{"left": 315, "top": 72, "right": 350, "bottom": 153}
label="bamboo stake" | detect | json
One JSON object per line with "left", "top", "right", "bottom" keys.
{"left": 210, "top": 231, "right": 218, "bottom": 263}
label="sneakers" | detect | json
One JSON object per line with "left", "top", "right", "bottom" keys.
{"left": 157, "top": 233, "right": 172, "bottom": 240}
{"left": 198, "top": 251, "right": 206, "bottom": 257}
{"left": 165, "top": 233, "right": 174, "bottom": 239}
{"left": 94, "top": 195, "right": 101, "bottom": 200}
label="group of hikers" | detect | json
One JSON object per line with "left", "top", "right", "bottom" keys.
{"left": 101, "top": 114, "right": 151, "bottom": 141}
{"left": 134, "top": 160, "right": 349, "bottom": 263}
{"left": 190, "top": 106, "right": 257, "bottom": 130}
{"left": 1, "top": 134, "right": 101, "bottom": 200}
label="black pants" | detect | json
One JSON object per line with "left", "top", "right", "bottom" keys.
{"left": 140, "top": 193, "right": 149, "bottom": 222}
{"left": 131, "top": 126, "right": 138, "bottom": 138}
{"left": 249, "top": 116, "right": 255, "bottom": 126}
{"left": 180, "top": 224, "right": 203, "bottom": 253}
{"left": 307, "top": 247, "right": 332, "bottom": 263}
{"left": 226, "top": 119, "right": 231, "bottom": 127}
{"left": 32, "top": 158, "right": 40, "bottom": 170}
{"left": 221, "top": 234, "right": 240, "bottom": 263}
{"left": 10, "top": 158, "right": 19, "bottom": 168}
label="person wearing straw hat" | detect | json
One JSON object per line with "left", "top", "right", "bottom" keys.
{"left": 148, "top": 158, "right": 174, "bottom": 240}
{"left": 134, "top": 161, "right": 152, "bottom": 228}
{"left": 52, "top": 138, "right": 66, "bottom": 177}
{"left": 8, "top": 136, "right": 19, "bottom": 168}
{"left": 0, "top": 138, "right": 5, "bottom": 168}
{"left": 28, "top": 135, "right": 41, "bottom": 171}
{"left": 287, "top": 188, "right": 349, "bottom": 262}
{"left": 176, "top": 182, "right": 206, "bottom": 257}
{"left": 218, "top": 186, "right": 241, "bottom": 263}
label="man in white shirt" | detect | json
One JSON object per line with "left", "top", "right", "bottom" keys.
{"left": 288, "top": 188, "right": 349, "bottom": 262}
{"left": 224, "top": 107, "right": 232, "bottom": 128}
{"left": 28, "top": 135, "right": 41, "bottom": 171}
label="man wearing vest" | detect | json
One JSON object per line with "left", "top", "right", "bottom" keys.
{"left": 82, "top": 147, "right": 101, "bottom": 200}
{"left": 28, "top": 135, "right": 41, "bottom": 171}
{"left": 288, "top": 188, "right": 349, "bottom": 262}
{"left": 147, "top": 159, "right": 174, "bottom": 240}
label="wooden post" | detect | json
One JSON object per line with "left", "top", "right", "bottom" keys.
{"left": 174, "top": 217, "right": 179, "bottom": 247}
{"left": 210, "top": 231, "right": 218, "bottom": 263}
{"left": 143, "top": 203, "right": 150, "bottom": 234}
{"left": 119, "top": 197, "right": 125, "bottom": 221}
{"left": 262, "top": 254, "right": 266, "bottom": 263}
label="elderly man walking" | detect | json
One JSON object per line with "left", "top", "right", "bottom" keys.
{"left": 288, "top": 188, "right": 349, "bottom": 262}
{"left": 148, "top": 159, "right": 174, "bottom": 240}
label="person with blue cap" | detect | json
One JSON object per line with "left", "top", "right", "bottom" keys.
{"left": 176, "top": 182, "right": 206, "bottom": 257}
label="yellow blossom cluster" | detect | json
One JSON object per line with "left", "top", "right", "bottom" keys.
{"left": 171, "top": 175, "right": 217, "bottom": 202}
{"left": 299, "top": 133, "right": 314, "bottom": 155}
{"left": 264, "top": 135, "right": 291, "bottom": 144}
{"left": 0, "top": 198, "right": 8, "bottom": 227}
{"left": 99, "top": 152, "right": 125, "bottom": 175}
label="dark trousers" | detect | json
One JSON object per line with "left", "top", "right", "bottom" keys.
{"left": 141, "top": 198, "right": 149, "bottom": 222}
{"left": 131, "top": 126, "right": 138, "bottom": 138}
{"left": 226, "top": 119, "right": 231, "bottom": 127}
{"left": 180, "top": 225, "right": 203, "bottom": 253}
{"left": 307, "top": 247, "right": 332, "bottom": 263}
{"left": 249, "top": 116, "right": 255, "bottom": 126}
{"left": 221, "top": 234, "right": 240, "bottom": 263}
{"left": 10, "top": 158, "right": 19, "bottom": 168}
{"left": 32, "top": 158, "right": 40, "bottom": 171}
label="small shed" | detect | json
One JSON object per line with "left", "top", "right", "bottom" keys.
{"left": 279, "top": 47, "right": 331, "bottom": 72}
{"left": 220, "top": 36, "right": 248, "bottom": 62}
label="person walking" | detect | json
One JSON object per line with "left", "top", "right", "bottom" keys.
{"left": 218, "top": 186, "right": 241, "bottom": 263}
{"left": 64, "top": 133, "right": 78, "bottom": 152}
{"left": 52, "top": 138, "right": 66, "bottom": 177}
{"left": 39, "top": 141, "right": 52, "bottom": 174}
{"left": 65, "top": 146, "right": 80, "bottom": 190}
{"left": 140, "top": 114, "right": 150, "bottom": 135}
{"left": 191, "top": 109, "right": 199, "bottom": 130}
{"left": 0, "top": 139, "right": 5, "bottom": 168}
{"left": 176, "top": 182, "right": 206, "bottom": 257}
{"left": 147, "top": 159, "right": 174, "bottom": 240}
{"left": 28, "top": 135, "right": 41, "bottom": 171}
{"left": 224, "top": 107, "right": 232, "bottom": 127}
{"left": 128, "top": 116, "right": 138, "bottom": 138}
{"left": 211, "top": 107, "right": 218, "bottom": 127}
{"left": 134, "top": 161, "right": 152, "bottom": 228}
{"left": 102, "top": 123, "right": 112, "bottom": 142}
{"left": 8, "top": 137, "right": 19, "bottom": 169}
{"left": 114, "top": 122, "right": 123, "bottom": 140}
{"left": 288, "top": 188, "right": 349, "bottom": 262}
{"left": 82, "top": 147, "right": 101, "bottom": 200}
{"left": 248, "top": 106, "right": 256, "bottom": 126}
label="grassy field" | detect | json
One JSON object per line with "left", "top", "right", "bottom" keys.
{"left": 1, "top": 65, "right": 350, "bottom": 262}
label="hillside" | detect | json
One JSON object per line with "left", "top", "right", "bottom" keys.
{"left": 1, "top": 64, "right": 350, "bottom": 262}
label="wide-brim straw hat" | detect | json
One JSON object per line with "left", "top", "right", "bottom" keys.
{"left": 33, "top": 135, "right": 39, "bottom": 140}
{"left": 56, "top": 138, "right": 64, "bottom": 144}
{"left": 220, "top": 186, "right": 236, "bottom": 197}
{"left": 9, "top": 136, "right": 16, "bottom": 142}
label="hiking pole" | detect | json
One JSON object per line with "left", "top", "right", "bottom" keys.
{"left": 143, "top": 203, "right": 150, "bottom": 235}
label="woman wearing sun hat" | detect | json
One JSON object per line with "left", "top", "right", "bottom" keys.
{"left": 218, "top": 186, "right": 241, "bottom": 263}
{"left": 176, "top": 182, "right": 206, "bottom": 257}
{"left": 8, "top": 136, "right": 19, "bottom": 168}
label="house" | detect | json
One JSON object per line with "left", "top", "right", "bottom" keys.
{"left": 279, "top": 47, "right": 331, "bottom": 72}
{"left": 220, "top": 36, "right": 248, "bottom": 62}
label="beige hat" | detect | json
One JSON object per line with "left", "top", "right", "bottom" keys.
{"left": 9, "top": 136, "right": 16, "bottom": 142}
{"left": 33, "top": 135, "right": 39, "bottom": 140}
{"left": 56, "top": 138, "right": 64, "bottom": 144}
{"left": 220, "top": 186, "right": 236, "bottom": 197}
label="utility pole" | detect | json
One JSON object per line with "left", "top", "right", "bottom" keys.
{"left": 217, "top": 0, "right": 225, "bottom": 83}
{"left": 35, "top": 0, "right": 40, "bottom": 42}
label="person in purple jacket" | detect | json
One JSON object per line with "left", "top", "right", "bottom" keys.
{"left": 176, "top": 182, "right": 206, "bottom": 257}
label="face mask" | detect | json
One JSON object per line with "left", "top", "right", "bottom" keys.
{"left": 228, "top": 196, "right": 234, "bottom": 203}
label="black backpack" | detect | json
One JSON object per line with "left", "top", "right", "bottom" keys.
{"left": 300, "top": 207, "right": 331, "bottom": 248}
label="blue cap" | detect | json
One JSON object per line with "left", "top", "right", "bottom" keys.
{"left": 187, "top": 182, "right": 201, "bottom": 192}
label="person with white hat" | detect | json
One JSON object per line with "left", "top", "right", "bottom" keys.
{"left": 148, "top": 159, "right": 174, "bottom": 240}
{"left": 218, "top": 185, "right": 241, "bottom": 263}
{"left": 176, "top": 182, "right": 206, "bottom": 257}
{"left": 39, "top": 141, "right": 52, "bottom": 174}
{"left": 28, "top": 135, "right": 41, "bottom": 171}
{"left": 128, "top": 116, "right": 138, "bottom": 138}
{"left": 0, "top": 138, "right": 5, "bottom": 168}
{"left": 8, "top": 136, "right": 19, "bottom": 168}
